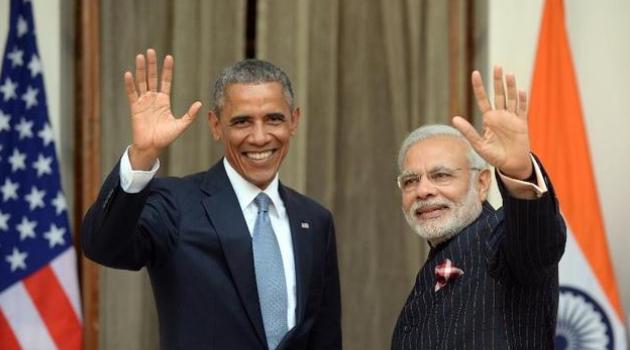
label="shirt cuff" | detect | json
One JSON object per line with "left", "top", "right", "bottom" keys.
{"left": 497, "top": 154, "right": 548, "bottom": 199}
{"left": 119, "top": 146, "right": 160, "bottom": 193}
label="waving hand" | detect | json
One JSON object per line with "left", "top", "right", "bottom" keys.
{"left": 125, "top": 49, "right": 202, "bottom": 170}
{"left": 452, "top": 66, "right": 533, "bottom": 179}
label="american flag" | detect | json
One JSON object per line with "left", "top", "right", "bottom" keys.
{"left": 0, "top": 0, "right": 82, "bottom": 349}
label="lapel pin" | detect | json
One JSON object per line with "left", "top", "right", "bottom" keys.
{"left": 301, "top": 222, "right": 310, "bottom": 229}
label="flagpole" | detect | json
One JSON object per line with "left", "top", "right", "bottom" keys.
{"left": 75, "top": 0, "right": 101, "bottom": 348}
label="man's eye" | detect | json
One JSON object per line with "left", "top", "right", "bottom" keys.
{"left": 431, "top": 172, "right": 454, "bottom": 181}
{"left": 404, "top": 177, "right": 419, "bottom": 186}
{"left": 267, "top": 115, "right": 285, "bottom": 124}
{"left": 230, "top": 118, "right": 249, "bottom": 126}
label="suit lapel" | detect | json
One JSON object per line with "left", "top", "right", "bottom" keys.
{"left": 200, "top": 161, "right": 267, "bottom": 346}
{"left": 280, "top": 185, "right": 313, "bottom": 324}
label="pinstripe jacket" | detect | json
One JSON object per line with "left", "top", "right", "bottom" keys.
{"left": 392, "top": 169, "right": 567, "bottom": 350}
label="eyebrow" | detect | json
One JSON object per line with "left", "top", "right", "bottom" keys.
{"left": 265, "top": 112, "right": 286, "bottom": 119}
{"left": 428, "top": 165, "right": 456, "bottom": 173}
{"left": 401, "top": 165, "right": 456, "bottom": 175}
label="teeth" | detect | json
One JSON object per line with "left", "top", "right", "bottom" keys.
{"left": 246, "top": 151, "right": 273, "bottom": 160}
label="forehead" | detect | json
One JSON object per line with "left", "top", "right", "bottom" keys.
{"left": 224, "top": 82, "right": 287, "bottom": 106}
{"left": 403, "top": 136, "right": 470, "bottom": 170}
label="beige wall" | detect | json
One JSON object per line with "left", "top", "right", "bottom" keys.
{"left": 488, "top": 0, "right": 630, "bottom": 327}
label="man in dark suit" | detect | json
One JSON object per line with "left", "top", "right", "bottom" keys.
{"left": 391, "top": 67, "right": 566, "bottom": 349}
{"left": 81, "top": 49, "right": 341, "bottom": 349}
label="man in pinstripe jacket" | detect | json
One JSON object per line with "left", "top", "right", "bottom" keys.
{"left": 391, "top": 66, "right": 566, "bottom": 349}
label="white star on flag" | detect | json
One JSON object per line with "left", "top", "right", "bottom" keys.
{"left": 51, "top": 192, "right": 67, "bottom": 215}
{"left": 5, "top": 247, "right": 28, "bottom": 272}
{"left": 27, "top": 54, "right": 42, "bottom": 78}
{"left": 0, "top": 210, "right": 10, "bottom": 231}
{"left": 17, "top": 15, "right": 28, "bottom": 37}
{"left": 32, "top": 153, "right": 52, "bottom": 177}
{"left": 15, "top": 117, "right": 33, "bottom": 139}
{"left": 24, "top": 185, "right": 46, "bottom": 210}
{"left": 8, "top": 148, "right": 26, "bottom": 172}
{"left": 0, "top": 77, "right": 18, "bottom": 101}
{"left": 0, "top": 110, "right": 10, "bottom": 132}
{"left": 1, "top": 178, "right": 19, "bottom": 202}
{"left": 0, "top": 111, "right": 11, "bottom": 132}
{"left": 16, "top": 216, "right": 37, "bottom": 240}
{"left": 7, "top": 47, "right": 24, "bottom": 67}
{"left": 43, "top": 224, "right": 65, "bottom": 248}
{"left": 37, "top": 122, "right": 54, "bottom": 146}
{"left": 21, "top": 85, "right": 38, "bottom": 109}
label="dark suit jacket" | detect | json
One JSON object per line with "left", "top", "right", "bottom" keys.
{"left": 391, "top": 163, "right": 567, "bottom": 349}
{"left": 81, "top": 160, "right": 342, "bottom": 350}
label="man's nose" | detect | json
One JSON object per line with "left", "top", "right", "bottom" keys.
{"left": 413, "top": 176, "right": 437, "bottom": 199}
{"left": 249, "top": 122, "right": 269, "bottom": 145}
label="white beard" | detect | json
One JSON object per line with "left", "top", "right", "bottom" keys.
{"left": 403, "top": 180, "right": 483, "bottom": 245}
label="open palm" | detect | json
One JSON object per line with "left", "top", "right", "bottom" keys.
{"left": 124, "top": 49, "right": 201, "bottom": 170}
{"left": 452, "top": 66, "right": 532, "bottom": 180}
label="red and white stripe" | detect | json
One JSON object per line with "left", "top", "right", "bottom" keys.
{"left": 0, "top": 248, "right": 82, "bottom": 350}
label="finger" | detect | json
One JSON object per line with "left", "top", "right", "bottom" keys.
{"left": 124, "top": 71, "right": 138, "bottom": 105}
{"left": 471, "top": 71, "right": 492, "bottom": 114}
{"left": 505, "top": 73, "right": 517, "bottom": 113}
{"left": 518, "top": 90, "right": 528, "bottom": 118}
{"left": 135, "top": 54, "right": 147, "bottom": 94}
{"left": 452, "top": 116, "right": 484, "bottom": 149}
{"left": 160, "top": 55, "right": 174, "bottom": 95}
{"left": 493, "top": 65, "right": 506, "bottom": 110}
{"left": 147, "top": 49, "right": 158, "bottom": 92}
{"left": 177, "top": 101, "right": 203, "bottom": 130}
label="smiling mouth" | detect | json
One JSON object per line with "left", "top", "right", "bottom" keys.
{"left": 415, "top": 205, "right": 449, "bottom": 220}
{"left": 244, "top": 150, "right": 275, "bottom": 161}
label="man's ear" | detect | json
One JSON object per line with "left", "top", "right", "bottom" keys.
{"left": 208, "top": 111, "right": 221, "bottom": 140}
{"left": 289, "top": 107, "right": 301, "bottom": 136}
{"left": 477, "top": 168, "right": 492, "bottom": 202}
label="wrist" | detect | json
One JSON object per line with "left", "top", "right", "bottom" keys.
{"left": 501, "top": 161, "right": 534, "bottom": 181}
{"left": 129, "top": 145, "right": 160, "bottom": 171}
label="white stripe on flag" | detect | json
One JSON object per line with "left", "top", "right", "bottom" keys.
{"left": 50, "top": 248, "right": 82, "bottom": 321}
{"left": 559, "top": 224, "right": 628, "bottom": 349}
{"left": 0, "top": 281, "right": 57, "bottom": 350}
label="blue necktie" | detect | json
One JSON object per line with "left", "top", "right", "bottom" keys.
{"left": 252, "top": 193, "right": 288, "bottom": 349}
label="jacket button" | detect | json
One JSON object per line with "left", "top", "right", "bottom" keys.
{"left": 403, "top": 325, "right": 411, "bottom": 333}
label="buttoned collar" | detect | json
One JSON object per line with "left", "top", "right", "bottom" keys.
{"left": 222, "top": 158, "right": 285, "bottom": 217}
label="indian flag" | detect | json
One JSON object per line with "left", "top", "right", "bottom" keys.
{"left": 529, "top": 0, "right": 627, "bottom": 348}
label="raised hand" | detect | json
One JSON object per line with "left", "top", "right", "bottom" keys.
{"left": 124, "top": 49, "right": 202, "bottom": 170}
{"left": 452, "top": 66, "right": 532, "bottom": 180}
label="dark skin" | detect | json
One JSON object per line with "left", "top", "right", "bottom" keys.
{"left": 123, "top": 49, "right": 202, "bottom": 170}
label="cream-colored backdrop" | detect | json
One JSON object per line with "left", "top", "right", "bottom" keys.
{"left": 256, "top": 1, "right": 468, "bottom": 348}
{"left": 96, "top": 0, "right": 463, "bottom": 348}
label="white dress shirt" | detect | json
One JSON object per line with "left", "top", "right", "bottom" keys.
{"left": 119, "top": 148, "right": 297, "bottom": 329}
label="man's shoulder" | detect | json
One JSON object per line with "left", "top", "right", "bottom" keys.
{"left": 280, "top": 184, "right": 333, "bottom": 217}
{"left": 151, "top": 171, "right": 205, "bottom": 186}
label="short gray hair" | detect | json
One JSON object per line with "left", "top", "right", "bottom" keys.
{"left": 211, "top": 59, "right": 294, "bottom": 115}
{"left": 397, "top": 124, "right": 487, "bottom": 171}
